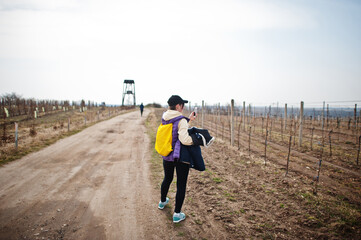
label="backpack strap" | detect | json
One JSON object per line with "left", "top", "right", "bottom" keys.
{"left": 161, "top": 115, "right": 187, "bottom": 125}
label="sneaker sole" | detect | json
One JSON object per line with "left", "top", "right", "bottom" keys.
{"left": 173, "top": 218, "right": 185, "bottom": 223}
{"left": 158, "top": 203, "right": 168, "bottom": 210}
{"left": 158, "top": 198, "right": 169, "bottom": 210}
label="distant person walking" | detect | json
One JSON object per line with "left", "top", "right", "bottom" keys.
{"left": 140, "top": 103, "right": 144, "bottom": 116}
{"left": 157, "top": 95, "right": 196, "bottom": 223}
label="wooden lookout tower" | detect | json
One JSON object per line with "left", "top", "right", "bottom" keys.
{"left": 122, "top": 79, "right": 136, "bottom": 106}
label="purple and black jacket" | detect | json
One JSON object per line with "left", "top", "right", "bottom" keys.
{"left": 162, "top": 115, "right": 189, "bottom": 162}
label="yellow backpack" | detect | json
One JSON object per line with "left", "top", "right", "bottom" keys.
{"left": 155, "top": 116, "right": 184, "bottom": 157}
{"left": 155, "top": 123, "right": 173, "bottom": 156}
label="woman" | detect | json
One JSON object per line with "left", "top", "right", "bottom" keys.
{"left": 158, "top": 95, "right": 196, "bottom": 223}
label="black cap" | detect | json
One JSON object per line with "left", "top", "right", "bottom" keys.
{"left": 167, "top": 95, "right": 188, "bottom": 106}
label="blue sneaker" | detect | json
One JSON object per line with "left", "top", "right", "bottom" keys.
{"left": 173, "top": 212, "right": 186, "bottom": 223}
{"left": 158, "top": 197, "right": 169, "bottom": 210}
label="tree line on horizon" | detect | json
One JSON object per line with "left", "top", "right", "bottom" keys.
{"left": 1, "top": 92, "right": 96, "bottom": 119}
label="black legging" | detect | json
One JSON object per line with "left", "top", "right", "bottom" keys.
{"left": 161, "top": 160, "right": 190, "bottom": 213}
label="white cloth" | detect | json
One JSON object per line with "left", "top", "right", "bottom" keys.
{"left": 162, "top": 110, "right": 193, "bottom": 146}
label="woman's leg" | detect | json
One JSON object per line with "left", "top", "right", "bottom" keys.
{"left": 175, "top": 162, "right": 190, "bottom": 213}
{"left": 160, "top": 160, "right": 175, "bottom": 202}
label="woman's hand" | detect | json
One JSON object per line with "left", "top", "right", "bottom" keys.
{"left": 189, "top": 112, "right": 196, "bottom": 121}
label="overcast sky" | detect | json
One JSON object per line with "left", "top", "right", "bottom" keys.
{"left": 1, "top": 0, "right": 360, "bottom": 108}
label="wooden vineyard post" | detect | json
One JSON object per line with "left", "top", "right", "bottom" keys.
{"left": 253, "top": 113, "right": 256, "bottom": 134}
{"left": 269, "top": 118, "right": 273, "bottom": 141}
{"left": 68, "top": 117, "right": 70, "bottom": 132}
{"left": 2, "top": 112, "right": 6, "bottom": 147}
{"left": 231, "top": 99, "right": 235, "bottom": 146}
{"left": 218, "top": 103, "right": 221, "bottom": 138}
{"left": 264, "top": 114, "right": 269, "bottom": 165}
{"left": 261, "top": 117, "right": 264, "bottom": 135}
{"left": 281, "top": 119, "right": 284, "bottom": 142}
{"left": 312, "top": 109, "right": 316, "bottom": 129}
{"left": 229, "top": 119, "right": 232, "bottom": 145}
{"left": 253, "top": 105, "right": 256, "bottom": 134}
{"left": 284, "top": 103, "right": 288, "bottom": 132}
{"left": 293, "top": 119, "right": 297, "bottom": 146}
{"left": 214, "top": 105, "right": 217, "bottom": 132}
{"left": 248, "top": 104, "right": 251, "bottom": 129}
{"left": 237, "top": 121, "right": 241, "bottom": 150}
{"left": 201, "top": 100, "right": 204, "bottom": 128}
{"left": 355, "top": 104, "right": 358, "bottom": 144}
{"left": 221, "top": 121, "right": 224, "bottom": 140}
{"left": 84, "top": 116, "right": 87, "bottom": 126}
{"left": 205, "top": 103, "right": 208, "bottom": 123}
{"left": 322, "top": 101, "right": 325, "bottom": 131}
{"left": 15, "top": 122, "right": 18, "bottom": 150}
{"left": 285, "top": 135, "right": 292, "bottom": 176}
{"left": 286, "top": 118, "right": 294, "bottom": 175}
{"left": 216, "top": 104, "right": 219, "bottom": 137}
{"left": 298, "top": 101, "right": 304, "bottom": 147}
{"left": 213, "top": 105, "right": 216, "bottom": 137}
{"left": 267, "top": 106, "right": 272, "bottom": 141}
{"left": 211, "top": 105, "right": 214, "bottom": 134}
{"left": 357, "top": 135, "right": 361, "bottom": 165}
{"left": 248, "top": 126, "right": 252, "bottom": 156}
{"left": 243, "top": 101, "right": 246, "bottom": 132}
{"left": 264, "top": 130, "right": 268, "bottom": 165}
{"left": 326, "top": 104, "right": 329, "bottom": 130}
{"left": 329, "top": 130, "right": 333, "bottom": 157}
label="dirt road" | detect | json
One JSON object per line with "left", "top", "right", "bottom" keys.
{"left": 0, "top": 109, "right": 172, "bottom": 239}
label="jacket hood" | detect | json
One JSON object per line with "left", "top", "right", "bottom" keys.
{"left": 162, "top": 110, "right": 183, "bottom": 121}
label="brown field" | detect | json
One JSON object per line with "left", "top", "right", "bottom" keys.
{"left": 147, "top": 108, "right": 361, "bottom": 239}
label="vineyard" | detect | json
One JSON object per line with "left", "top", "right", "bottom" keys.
{"left": 148, "top": 100, "right": 361, "bottom": 239}
{"left": 191, "top": 100, "right": 360, "bottom": 198}
{"left": 1, "top": 94, "right": 360, "bottom": 239}
{"left": 191, "top": 100, "right": 360, "bottom": 169}
{"left": 0, "top": 93, "right": 133, "bottom": 165}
